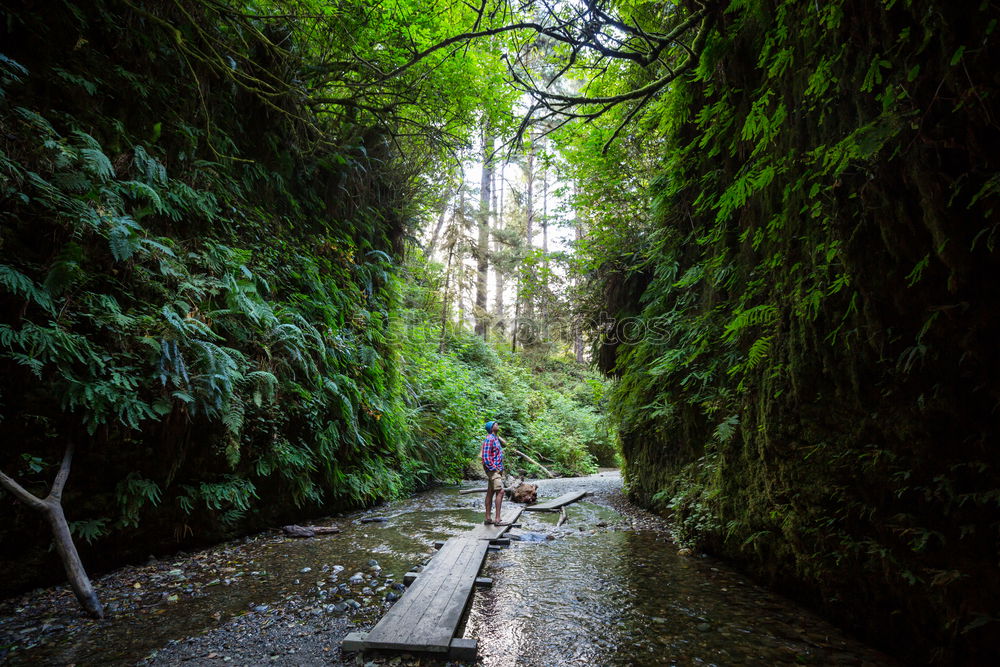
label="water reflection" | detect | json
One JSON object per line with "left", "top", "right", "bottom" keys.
{"left": 0, "top": 480, "right": 891, "bottom": 666}
{"left": 468, "top": 509, "right": 892, "bottom": 666}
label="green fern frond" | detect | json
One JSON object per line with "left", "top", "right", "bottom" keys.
{"left": 121, "top": 180, "right": 164, "bottom": 215}
{"left": 723, "top": 304, "right": 778, "bottom": 343}
{"left": 72, "top": 130, "right": 115, "bottom": 181}
{"left": 0, "top": 263, "right": 55, "bottom": 313}
{"left": 0, "top": 54, "right": 28, "bottom": 90}
{"left": 713, "top": 414, "right": 740, "bottom": 445}
{"left": 107, "top": 215, "right": 143, "bottom": 262}
{"left": 14, "top": 106, "right": 57, "bottom": 136}
{"left": 133, "top": 145, "right": 167, "bottom": 184}
{"left": 745, "top": 335, "right": 773, "bottom": 370}
{"left": 139, "top": 238, "right": 176, "bottom": 257}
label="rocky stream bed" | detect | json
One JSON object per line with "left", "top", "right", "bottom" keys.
{"left": 0, "top": 472, "right": 894, "bottom": 666}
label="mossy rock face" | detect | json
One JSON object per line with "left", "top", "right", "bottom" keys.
{"left": 601, "top": 0, "right": 1000, "bottom": 662}
{"left": 0, "top": 2, "right": 408, "bottom": 594}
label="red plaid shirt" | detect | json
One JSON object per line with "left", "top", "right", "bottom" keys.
{"left": 481, "top": 434, "right": 503, "bottom": 471}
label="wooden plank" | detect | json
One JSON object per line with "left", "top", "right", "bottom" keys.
{"left": 404, "top": 574, "right": 492, "bottom": 588}
{"left": 341, "top": 632, "right": 368, "bottom": 652}
{"left": 464, "top": 506, "right": 524, "bottom": 540}
{"left": 369, "top": 538, "right": 470, "bottom": 645}
{"left": 449, "top": 638, "right": 478, "bottom": 660}
{"left": 524, "top": 490, "right": 588, "bottom": 511}
{"left": 362, "top": 537, "right": 489, "bottom": 653}
{"left": 365, "top": 541, "right": 467, "bottom": 649}
{"left": 411, "top": 539, "right": 484, "bottom": 649}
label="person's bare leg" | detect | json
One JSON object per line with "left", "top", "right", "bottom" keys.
{"left": 493, "top": 491, "right": 503, "bottom": 523}
{"left": 484, "top": 488, "right": 494, "bottom": 522}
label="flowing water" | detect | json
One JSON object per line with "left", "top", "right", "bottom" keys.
{"left": 0, "top": 471, "right": 892, "bottom": 665}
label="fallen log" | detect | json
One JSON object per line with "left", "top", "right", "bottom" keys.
{"left": 282, "top": 524, "right": 341, "bottom": 538}
{"left": 510, "top": 448, "right": 556, "bottom": 478}
{"left": 524, "top": 491, "right": 588, "bottom": 511}
{"left": 459, "top": 482, "right": 537, "bottom": 504}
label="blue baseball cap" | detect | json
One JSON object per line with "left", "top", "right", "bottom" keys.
{"left": 485, "top": 421, "right": 496, "bottom": 433}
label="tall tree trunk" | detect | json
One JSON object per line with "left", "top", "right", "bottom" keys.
{"left": 541, "top": 157, "right": 549, "bottom": 327}
{"left": 425, "top": 186, "right": 453, "bottom": 257}
{"left": 574, "top": 210, "right": 585, "bottom": 363}
{"left": 512, "top": 276, "right": 520, "bottom": 353}
{"left": 458, "top": 266, "right": 466, "bottom": 327}
{"left": 542, "top": 161, "right": 549, "bottom": 259}
{"left": 524, "top": 140, "right": 536, "bottom": 332}
{"left": 493, "top": 166, "right": 505, "bottom": 333}
{"left": 0, "top": 442, "right": 104, "bottom": 619}
{"left": 475, "top": 128, "right": 494, "bottom": 338}
{"left": 440, "top": 239, "right": 454, "bottom": 353}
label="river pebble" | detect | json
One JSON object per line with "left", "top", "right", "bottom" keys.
{"left": 0, "top": 471, "right": 895, "bottom": 667}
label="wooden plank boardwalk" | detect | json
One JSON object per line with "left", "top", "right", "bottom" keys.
{"left": 464, "top": 505, "right": 524, "bottom": 540}
{"left": 359, "top": 537, "right": 487, "bottom": 657}
{"left": 524, "top": 490, "right": 588, "bottom": 511}
{"left": 342, "top": 505, "right": 523, "bottom": 659}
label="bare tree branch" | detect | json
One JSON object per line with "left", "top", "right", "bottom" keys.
{"left": 48, "top": 441, "right": 75, "bottom": 502}
{"left": 0, "top": 467, "right": 47, "bottom": 511}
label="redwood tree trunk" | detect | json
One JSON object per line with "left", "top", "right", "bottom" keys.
{"left": 475, "top": 127, "right": 494, "bottom": 338}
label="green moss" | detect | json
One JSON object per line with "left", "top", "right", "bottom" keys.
{"left": 584, "top": 0, "right": 1000, "bottom": 661}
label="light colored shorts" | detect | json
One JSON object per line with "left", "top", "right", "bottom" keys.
{"left": 484, "top": 467, "right": 502, "bottom": 493}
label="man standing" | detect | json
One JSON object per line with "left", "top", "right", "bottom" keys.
{"left": 481, "top": 420, "right": 508, "bottom": 525}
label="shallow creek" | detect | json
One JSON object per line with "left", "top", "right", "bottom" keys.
{"left": 0, "top": 471, "right": 892, "bottom": 665}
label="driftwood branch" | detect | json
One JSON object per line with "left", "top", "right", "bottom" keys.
{"left": 460, "top": 486, "right": 513, "bottom": 495}
{"left": 557, "top": 507, "right": 568, "bottom": 527}
{"left": 510, "top": 447, "right": 556, "bottom": 478}
{"left": 48, "top": 440, "right": 75, "bottom": 501}
{"left": 0, "top": 442, "right": 103, "bottom": 618}
{"left": 0, "top": 466, "right": 47, "bottom": 511}
{"left": 282, "top": 524, "right": 341, "bottom": 538}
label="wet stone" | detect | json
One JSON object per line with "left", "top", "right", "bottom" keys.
{"left": 0, "top": 471, "right": 891, "bottom": 667}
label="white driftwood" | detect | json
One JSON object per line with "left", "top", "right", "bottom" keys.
{"left": 0, "top": 442, "right": 104, "bottom": 618}
{"left": 282, "top": 524, "right": 341, "bottom": 538}
{"left": 510, "top": 448, "right": 555, "bottom": 478}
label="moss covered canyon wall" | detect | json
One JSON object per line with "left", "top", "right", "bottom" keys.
{"left": 598, "top": 1, "right": 1000, "bottom": 662}
{"left": 0, "top": 0, "right": 417, "bottom": 595}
